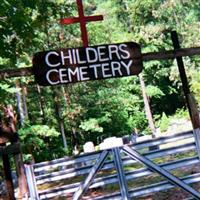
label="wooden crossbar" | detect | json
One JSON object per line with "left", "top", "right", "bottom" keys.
{"left": 142, "top": 46, "right": 200, "bottom": 61}
{"left": 0, "top": 46, "right": 200, "bottom": 80}
{"left": 0, "top": 142, "right": 20, "bottom": 156}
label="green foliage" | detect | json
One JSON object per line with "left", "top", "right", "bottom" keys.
{"left": 173, "top": 109, "right": 189, "bottom": 119}
{"left": 158, "top": 112, "right": 170, "bottom": 132}
{"left": 146, "top": 85, "right": 164, "bottom": 98}
{"left": 0, "top": 0, "right": 200, "bottom": 161}
{"left": 19, "top": 124, "right": 62, "bottom": 162}
{"left": 20, "top": 124, "right": 60, "bottom": 138}
{"left": 0, "top": 82, "right": 19, "bottom": 94}
{"left": 0, "top": 81, "right": 19, "bottom": 105}
{"left": 80, "top": 118, "right": 103, "bottom": 133}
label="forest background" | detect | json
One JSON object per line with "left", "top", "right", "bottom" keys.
{"left": 0, "top": 0, "right": 200, "bottom": 163}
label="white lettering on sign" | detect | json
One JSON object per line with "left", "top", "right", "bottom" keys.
{"left": 45, "top": 51, "right": 60, "bottom": 67}
{"left": 44, "top": 44, "right": 131, "bottom": 67}
{"left": 76, "top": 49, "right": 86, "bottom": 64}
{"left": 72, "top": 49, "right": 76, "bottom": 64}
{"left": 33, "top": 42, "right": 142, "bottom": 86}
{"left": 59, "top": 68, "right": 68, "bottom": 83}
{"left": 86, "top": 47, "right": 98, "bottom": 63}
{"left": 102, "top": 63, "right": 112, "bottom": 78}
{"left": 46, "top": 69, "right": 59, "bottom": 85}
{"left": 98, "top": 46, "right": 109, "bottom": 62}
{"left": 89, "top": 64, "right": 101, "bottom": 78}
{"left": 108, "top": 45, "right": 121, "bottom": 60}
{"left": 122, "top": 60, "right": 132, "bottom": 75}
{"left": 68, "top": 68, "right": 79, "bottom": 82}
{"left": 45, "top": 60, "right": 134, "bottom": 85}
{"left": 79, "top": 66, "right": 90, "bottom": 81}
{"left": 119, "top": 44, "right": 130, "bottom": 59}
{"left": 61, "top": 50, "right": 72, "bottom": 66}
{"left": 111, "top": 62, "right": 122, "bottom": 76}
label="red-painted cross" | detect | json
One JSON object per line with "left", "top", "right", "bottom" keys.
{"left": 60, "top": 0, "right": 103, "bottom": 47}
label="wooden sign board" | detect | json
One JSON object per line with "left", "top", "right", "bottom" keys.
{"left": 32, "top": 42, "right": 143, "bottom": 86}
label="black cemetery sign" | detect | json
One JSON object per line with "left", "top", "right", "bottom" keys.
{"left": 33, "top": 42, "right": 143, "bottom": 86}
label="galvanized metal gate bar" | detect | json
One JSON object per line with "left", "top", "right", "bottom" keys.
{"left": 112, "top": 147, "right": 130, "bottom": 200}
{"left": 25, "top": 164, "right": 40, "bottom": 200}
{"left": 73, "top": 150, "right": 109, "bottom": 200}
{"left": 193, "top": 128, "right": 200, "bottom": 159}
{"left": 122, "top": 145, "right": 200, "bottom": 200}
{"left": 26, "top": 131, "right": 200, "bottom": 199}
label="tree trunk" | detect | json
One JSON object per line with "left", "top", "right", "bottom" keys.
{"left": 72, "top": 127, "right": 79, "bottom": 154}
{"left": 139, "top": 74, "right": 157, "bottom": 137}
{"left": 52, "top": 87, "right": 68, "bottom": 148}
{"left": 21, "top": 85, "right": 28, "bottom": 120}
{"left": 62, "top": 86, "right": 80, "bottom": 154}
{"left": 36, "top": 84, "right": 46, "bottom": 124}
{"left": 62, "top": 86, "right": 71, "bottom": 106}
{"left": 15, "top": 80, "right": 25, "bottom": 127}
{"left": 139, "top": 74, "right": 159, "bottom": 150}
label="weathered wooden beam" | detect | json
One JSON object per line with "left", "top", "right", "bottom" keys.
{"left": 142, "top": 46, "right": 200, "bottom": 61}
{"left": 0, "top": 46, "right": 200, "bottom": 80}
{"left": 171, "top": 32, "right": 200, "bottom": 128}
{"left": 0, "top": 137, "right": 8, "bottom": 144}
{"left": 0, "top": 142, "right": 20, "bottom": 156}
{"left": 0, "top": 143, "right": 16, "bottom": 200}
{"left": 0, "top": 67, "right": 33, "bottom": 79}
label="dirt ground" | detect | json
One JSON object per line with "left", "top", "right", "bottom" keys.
{"left": 0, "top": 179, "right": 199, "bottom": 200}
{"left": 1, "top": 160, "right": 199, "bottom": 200}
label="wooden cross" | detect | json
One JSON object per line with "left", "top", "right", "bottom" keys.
{"left": 60, "top": 0, "right": 103, "bottom": 47}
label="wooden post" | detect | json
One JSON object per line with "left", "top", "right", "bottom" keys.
{"left": 139, "top": 74, "right": 159, "bottom": 150}
{"left": 139, "top": 74, "right": 157, "bottom": 137}
{"left": 53, "top": 87, "right": 68, "bottom": 149}
{"left": 171, "top": 31, "right": 200, "bottom": 128}
{"left": 0, "top": 143, "right": 15, "bottom": 200}
{"left": 13, "top": 152, "right": 29, "bottom": 198}
{"left": 0, "top": 105, "right": 28, "bottom": 198}
{"left": 171, "top": 31, "right": 200, "bottom": 158}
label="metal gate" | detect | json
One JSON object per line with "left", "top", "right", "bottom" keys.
{"left": 25, "top": 130, "right": 200, "bottom": 200}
